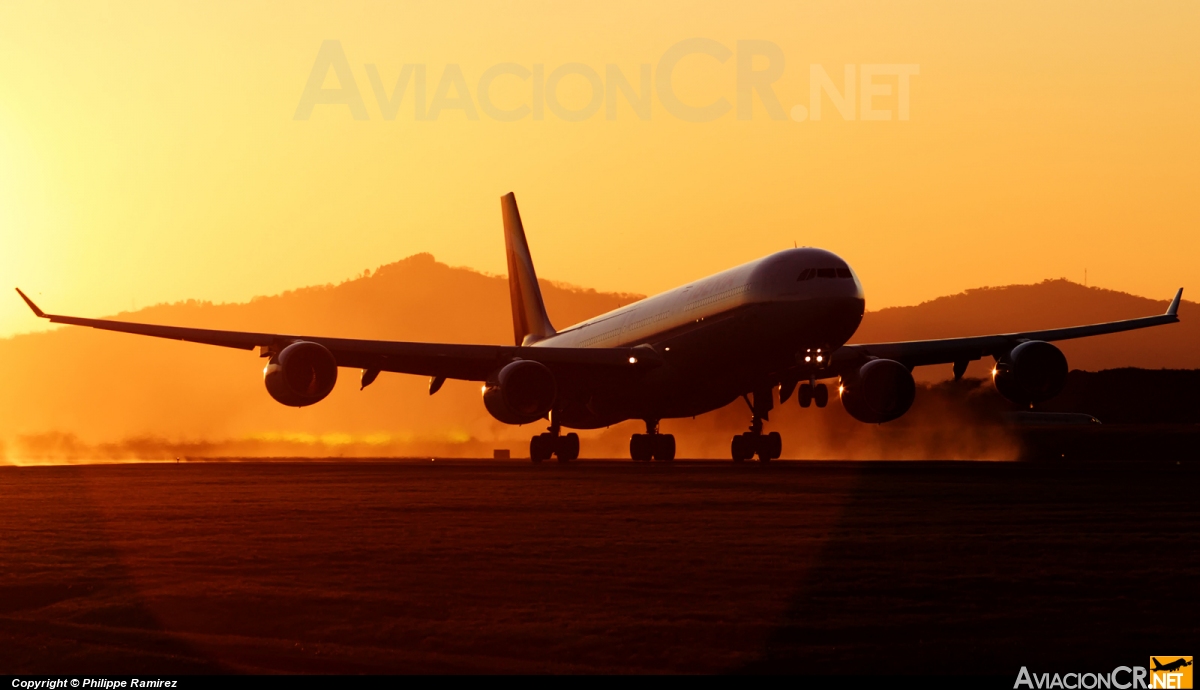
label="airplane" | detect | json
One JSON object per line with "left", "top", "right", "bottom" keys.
{"left": 16, "top": 192, "right": 1184, "bottom": 463}
{"left": 1152, "top": 658, "right": 1192, "bottom": 673}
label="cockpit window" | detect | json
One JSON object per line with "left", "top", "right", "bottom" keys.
{"left": 800, "top": 267, "right": 853, "bottom": 281}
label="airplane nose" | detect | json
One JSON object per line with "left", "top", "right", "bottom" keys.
{"left": 845, "top": 272, "right": 865, "bottom": 301}
{"left": 754, "top": 249, "right": 864, "bottom": 302}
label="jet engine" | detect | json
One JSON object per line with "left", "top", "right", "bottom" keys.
{"left": 483, "top": 360, "right": 557, "bottom": 425}
{"left": 263, "top": 341, "right": 339, "bottom": 407}
{"left": 992, "top": 340, "right": 1068, "bottom": 405}
{"left": 840, "top": 358, "right": 916, "bottom": 424}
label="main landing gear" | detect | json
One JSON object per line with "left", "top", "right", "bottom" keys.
{"left": 732, "top": 388, "right": 783, "bottom": 462}
{"left": 630, "top": 419, "right": 675, "bottom": 462}
{"left": 530, "top": 415, "right": 579, "bottom": 463}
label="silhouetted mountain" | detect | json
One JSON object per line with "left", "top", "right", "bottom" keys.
{"left": 0, "top": 254, "right": 641, "bottom": 461}
{"left": 124, "top": 253, "right": 640, "bottom": 344}
{"left": 853, "top": 279, "right": 1197, "bottom": 381}
{"left": 0, "top": 259, "right": 1194, "bottom": 462}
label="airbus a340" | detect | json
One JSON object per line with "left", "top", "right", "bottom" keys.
{"left": 17, "top": 193, "right": 1183, "bottom": 462}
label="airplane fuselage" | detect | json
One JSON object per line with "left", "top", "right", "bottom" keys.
{"left": 534, "top": 248, "right": 866, "bottom": 428}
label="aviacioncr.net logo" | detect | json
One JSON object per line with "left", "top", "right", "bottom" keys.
{"left": 1151, "top": 657, "right": 1193, "bottom": 689}
{"left": 1015, "top": 660, "right": 1193, "bottom": 690}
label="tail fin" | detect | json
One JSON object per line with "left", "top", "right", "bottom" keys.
{"left": 1152, "top": 659, "right": 1163, "bottom": 671}
{"left": 501, "top": 192, "right": 556, "bottom": 346}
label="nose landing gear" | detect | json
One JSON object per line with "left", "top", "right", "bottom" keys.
{"left": 630, "top": 419, "right": 676, "bottom": 462}
{"left": 797, "top": 381, "right": 829, "bottom": 408}
{"left": 731, "top": 388, "right": 783, "bottom": 462}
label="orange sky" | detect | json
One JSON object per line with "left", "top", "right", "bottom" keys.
{"left": 1, "top": 1, "right": 1197, "bottom": 340}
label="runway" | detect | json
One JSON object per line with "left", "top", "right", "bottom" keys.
{"left": 1, "top": 459, "right": 1196, "bottom": 674}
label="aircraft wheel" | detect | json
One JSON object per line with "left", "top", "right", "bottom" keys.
{"left": 756, "top": 436, "right": 772, "bottom": 462}
{"left": 530, "top": 434, "right": 552, "bottom": 463}
{"left": 731, "top": 433, "right": 752, "bottom": 462}
{"left": 814, "top": 383, "right": 828, "bottom": 408}
{"left": 630, "top": 434, "right": 653, "bottom": 462}
{"left": 557, "top": 432, "right": 580, "bottom": 462}
{"left": 765, "top": 431, "right": 782, "bottom": 460}
{"left": 652, "top": 434, "right": 676, "bottom": 462}
{"left": 798, "top": 383, "right": 813, "bottom": 408}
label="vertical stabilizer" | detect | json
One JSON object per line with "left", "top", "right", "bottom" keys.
{"left": 501, "top": 192, "right": 557, "bottom": 345}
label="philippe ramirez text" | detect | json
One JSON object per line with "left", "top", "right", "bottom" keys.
{"left": 11, "top": 682, "right": 178, "bottom": 689}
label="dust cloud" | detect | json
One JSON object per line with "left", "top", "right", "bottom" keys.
{"left": 3, "top": 379, "right": 1019, "bottom": 464}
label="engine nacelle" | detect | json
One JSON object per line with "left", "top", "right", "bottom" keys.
{"left": 263, "top": 341, "right": 338, "bottom": 407}
{"left": 840, "top": 358, "right": 916, "bottom": 424}
{"left": 992, "top": 340, "right": 1068, "bottom": 405}
{"left": 483, "top": 360, "right": 557, "bottom": 425}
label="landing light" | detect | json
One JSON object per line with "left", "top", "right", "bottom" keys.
{"left": 480, "top": 384, "right": 487, "bottom": 393}
{"left": 804, "top": 356, "right": 812, "bottom": 362}
{"left": 629, "top": 356, "right": 637, "bottom": 364}
{"left": 815, "top": 355, "right": 823, "bottom": 363}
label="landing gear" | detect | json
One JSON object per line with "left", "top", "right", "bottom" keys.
{"left": 530, "top": 432, "right": 579, "bottom": 462}
{"left": 797, "top": 382, "right": 828, "bottom": 408}
{"left": 630, "top": 420, "right": 675, "bottom": 462}
{"left": 530, "top": 415, "right": 579, "bottom": 463}
{"left": 731, "top": 388, "right": 783, "bottom": 462}
{"left": 732, "top": 431, "right": 781, "bottom": 462}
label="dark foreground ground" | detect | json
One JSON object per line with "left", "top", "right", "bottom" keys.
{"left": 1, "top": 458, "right": 1197, "bottom": 675}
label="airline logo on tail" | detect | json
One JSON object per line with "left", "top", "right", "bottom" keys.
{"left": 500, "top": 192, "right": 557, "bottom": 346}
{"left": 1151, "top": 657, "right": 1192, "bottom": 689}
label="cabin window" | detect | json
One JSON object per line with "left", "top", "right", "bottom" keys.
{"left": 797, "top": 268, "right": 814, "bottom": 281}
{"left": 817, "top": 268, "right": 836, "bottom": 278}
{"left": 836, "top": 268, "right": 852, "bottom": 278}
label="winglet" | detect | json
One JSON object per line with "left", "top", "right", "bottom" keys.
{"left": 1167, "top": 288, "right": 1183, "bottom": 317}
{"left": 15, "top": 288, "right": 47, "bottom": 318}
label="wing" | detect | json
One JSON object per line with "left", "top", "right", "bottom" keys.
{"left": 833, "top": 288, "right": 1183, "bottom": 371}
{"left": 14, "top": 289, "right": 657, "bottom": 382}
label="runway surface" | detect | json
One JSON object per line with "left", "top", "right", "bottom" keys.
{"left": 1, "top": 459, "right": 1197, "bottom": 674}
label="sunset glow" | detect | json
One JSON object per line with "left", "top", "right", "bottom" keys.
{"left": 1, "top": 1, "right": 1197, "bottom": 340}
